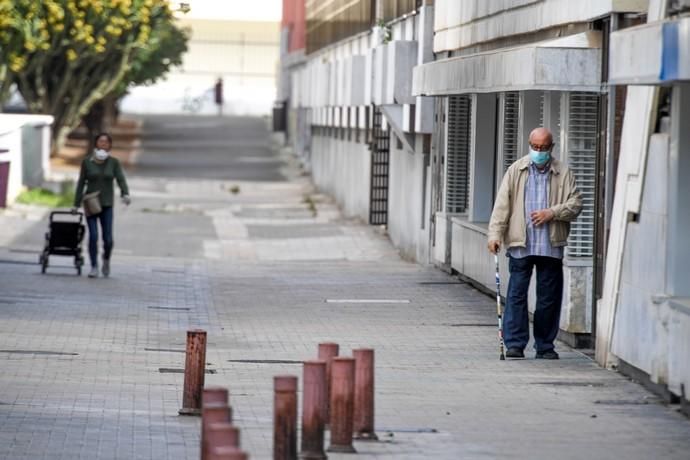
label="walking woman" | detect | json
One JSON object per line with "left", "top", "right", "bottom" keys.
{"left": 72, "top": 133, "right": 131, "bottom": 278}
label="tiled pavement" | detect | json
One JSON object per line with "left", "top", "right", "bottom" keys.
{"left": 0, "top": 116, "right": 689, "bottom": 459}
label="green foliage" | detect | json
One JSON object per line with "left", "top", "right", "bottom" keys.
{"left": 0, "top": 0, "right": 188, "bottom": 151}
{"left": 117, "top": 20, "right": 189, "bottom": 96}
{"left": 16, "top": 187, "right": 75, "bottom": 208}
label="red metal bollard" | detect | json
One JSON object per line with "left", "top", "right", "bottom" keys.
{"left": 300, "top": 360, "right": 327, "bottom": 460}
{"left": 353, "top": 349, "right": 378, "bottom": 440}
{"left": 274, "top": 375, "right": 298, "bottom": 460}
{"left": 203, "top": 386, "right": 229, "bottom": 407}
{"left": 179, "top": 329, "right": 208, "bottom": 415}
{"left": 209, "top": 447, "right": 249, "bottom": 460}
{"left": 327, "top": 357, "right": 356, "bottom": 453}
{"left": 207, "top": 422, "right": 240, "bottom": 452}
{"left": 202, "top": 404, "right": 233, "bottom": 460}
{"left": 317, "top": 342, "right": 339, "bottom": 426}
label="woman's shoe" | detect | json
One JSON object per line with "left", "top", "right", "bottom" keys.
{"left": 102, "top": 259, "right": 110, "bottom": 278}
{"left": 88, "top": 267, "right": 99, "bottom": 278}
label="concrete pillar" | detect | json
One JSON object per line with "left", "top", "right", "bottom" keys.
{"left": 300, "top": 360, "right": 327, "bottom": 459}
{"left": 207, "top": 423, "right": 240, "bottom": 452}
{"left": 209, "top": 447, "right": 248, "bottom": 460}
{"left": 202, "top": 404, "right": 232, "bottom": 460}
{"left": 317, "top": 342, "right": 339, "bottom": 426}
{"left": 353, "top": 349, "right": 377, "bottom": 440}
{"left": 203, "top": 387, "right": 229, "bottom": 407}
{"left": 327, "top": 357, "right": 356, "bottom": 453}
{"left": 274, "top": 375, "right": 298, "bottom": 460}
{"left": 179, "top": 329, "right": 207, "bottom": 415}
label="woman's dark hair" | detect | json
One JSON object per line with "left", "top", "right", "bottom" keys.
{"left": 94, "top": 132, "right": 113, "bottom": 147}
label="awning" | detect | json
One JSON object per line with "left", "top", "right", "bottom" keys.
{"left": 609, "top": 17, "right": 690, "bottom": 85}
{"left": 412, "top": 31, "right": 602, "bottom": 96}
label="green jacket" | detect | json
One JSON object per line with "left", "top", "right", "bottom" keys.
{"left": 74, "top": 156, "right": 129, "bottom": 208}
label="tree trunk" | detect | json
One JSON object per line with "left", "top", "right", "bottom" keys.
{"left": 83, "top": 100, "right": 106, "bottom": 154}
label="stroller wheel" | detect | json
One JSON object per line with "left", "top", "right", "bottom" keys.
{"left": 76, "top": 266, "right": 82, "bottom": 276}
{"left": 41, "top": 257, "right": 48, "bottom": 274}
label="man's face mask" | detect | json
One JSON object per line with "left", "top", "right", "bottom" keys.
{"left": 529, "top": 143, "right": 552, "bottom": 166}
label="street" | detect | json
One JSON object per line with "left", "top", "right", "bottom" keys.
{"left": 0, "top": 115, "right": 688, "bottom": 460}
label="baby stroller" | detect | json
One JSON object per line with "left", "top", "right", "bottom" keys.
{"left": 39, "top": 211, "right": 86, "bottom": 275}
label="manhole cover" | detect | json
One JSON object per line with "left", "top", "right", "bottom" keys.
{"left": 159, "top": 368, "right": 217, "bottom": 374}
{"left": 0, "top": 350, "right": 78, "bottom": 356}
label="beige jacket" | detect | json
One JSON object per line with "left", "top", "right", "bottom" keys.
{"left": 488, "top": 155, "right": 583, "bottom": 248}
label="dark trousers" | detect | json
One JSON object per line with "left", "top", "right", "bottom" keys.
{"left": 504, "top": 255, "right": 563, "bottom": 352}
{"left": 86, "top": 206, "right": 113, "bottom": 268}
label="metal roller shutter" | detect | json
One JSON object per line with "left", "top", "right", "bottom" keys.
{"left": 445, "top": 95, "right": 472, "bottom": 214}
{"left": 566, "top": 92, "right": 599, "bottom": 258}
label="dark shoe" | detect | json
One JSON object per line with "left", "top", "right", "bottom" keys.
{"left": 535, "top": 350, "right": 560, "bottom": 360}
{"left": 505, "top": 348, "right": 525, "bottom": 358}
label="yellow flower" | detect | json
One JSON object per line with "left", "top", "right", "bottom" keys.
{"left": 66, "top": 49, "right": 77, "bottom": 61}
{"left": 9, "top": 55, "right": 26, "bottom": 72}
{"left": 54, "top": 23, "right": 65, "bottom": 32}
{"left": 25, "top": 40, "right": 36, "bottom": 52}
{"left": 94, "top": 44, "right": 106, "bottom": 53}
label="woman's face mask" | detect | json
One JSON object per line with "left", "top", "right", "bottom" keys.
{"left": 94, "top": 148, "right": 110, "bottom": 161}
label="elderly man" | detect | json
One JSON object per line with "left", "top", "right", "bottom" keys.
{"left": 488, "top": 127, "right": 582, "bottom": 359}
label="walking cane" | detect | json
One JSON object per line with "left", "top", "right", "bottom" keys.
{"left": 494, "top": 254, "right": 506, "bottom": 361}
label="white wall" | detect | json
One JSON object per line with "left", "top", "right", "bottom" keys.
{"left": 310, "top": 134, "right": 371, "bottom": 221}
{"left": 0, "top": 114, "right": 53, "bottom": 206}
{"left": 387, "top": 139, "right": 429, "bottom": 261}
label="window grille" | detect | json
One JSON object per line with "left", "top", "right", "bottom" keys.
{"left": 566, "top": 92, "right": 599, "bottom": 258}
{"left": 503, "top": 92, "right": 520, "bottom": 172}
{"left": 445, "top": 95, "right": 471, "bottom": 214}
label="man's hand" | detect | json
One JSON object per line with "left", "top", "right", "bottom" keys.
{"left": 530, "top": 208, "right": 555, "bottom": 227}
{"left": 121, "top": 195, "right": 131, "bottom": 206}
{"left": 488, "top": 240, "right": 501, "bottom": 254}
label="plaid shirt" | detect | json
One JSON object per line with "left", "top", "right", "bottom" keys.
{"left": 508, "top": 162, "right": 564, "bottom": 259}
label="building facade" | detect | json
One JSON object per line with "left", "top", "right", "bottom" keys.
{"left": 279, "top": 0, "right": 689, "bottom": 406}
{"left": 596, "top": 0, "right": 690, "bottom": 405}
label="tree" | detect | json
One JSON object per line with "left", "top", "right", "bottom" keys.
{"left": 0, "top": 0, "right": 184, "bottom": 153}
{"left": 83, "top": 17, "right": 189, "bottom": 145}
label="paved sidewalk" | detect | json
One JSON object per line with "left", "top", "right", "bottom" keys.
{"left": 0, "top": 115, "right": 688, "bottom": 460}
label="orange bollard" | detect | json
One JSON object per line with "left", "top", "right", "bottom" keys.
{"left": 317, "top": 342, "right": 339, "bottom": 426}
{"left": 209, "top": 447, "right": 249, "bottom": 460}
{"left": 203, "top": 387, "right": 229, "bottom": 407}
{"left": 353, "top": 349, "right": 377, "bottom": 440}
{"left": 179, "top": 329, "right": 207, "bottom": 416}
{"left": 274, "top": 375, "right": 298, "bottom": 460}
{"left": 327, "top": 357, "right": 356, "bottom": 453}
{"left": 201, "top": 404, "right": 233, "bottom": 460}
{"left": 300, "top": 360, "right": 327, "bottom": 460}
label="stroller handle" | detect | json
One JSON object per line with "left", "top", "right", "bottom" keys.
{"left": 50, "top": 210, "right": 84, "bottom": 223}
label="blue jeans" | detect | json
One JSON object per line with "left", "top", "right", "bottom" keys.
{"left": 86, "top": 206, "right": 113, "bottom": 268}
{"left": 504, "top": 255, "right": 563, "bottom": 352}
